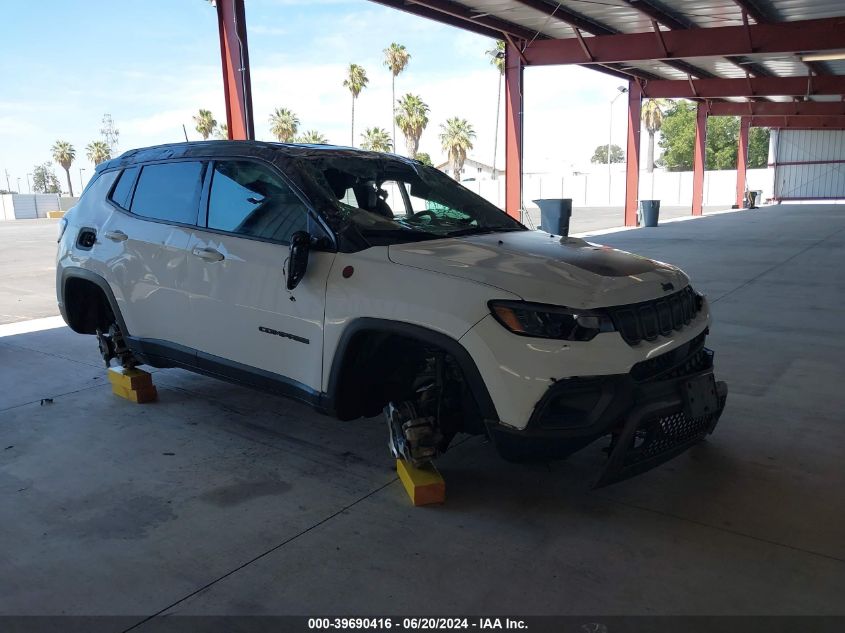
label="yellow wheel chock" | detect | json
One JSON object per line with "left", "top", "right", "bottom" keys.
{"left": 108, "top": 367, "right": 157, "bottom": 403}
{"left": 396, "top": 458, "right": 445, "bottom": 506}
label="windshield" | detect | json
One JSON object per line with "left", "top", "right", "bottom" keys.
{"left": 299, "top": 156, "right": 525, "bottom": 245}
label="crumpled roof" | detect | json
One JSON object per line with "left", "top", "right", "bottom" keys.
{"left": 96, "top": 140, "right": 424, "bottom": 232}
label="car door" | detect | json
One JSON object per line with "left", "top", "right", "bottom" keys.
{"left": 186, "top": 158, "right": 335, "bottom": 397}
{"left": 100, "top": 161, "right": 204, "bottom": 352}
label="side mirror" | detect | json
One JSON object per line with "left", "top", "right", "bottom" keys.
{"left": 286, "top": 231, "right": 311, "bottom": 290}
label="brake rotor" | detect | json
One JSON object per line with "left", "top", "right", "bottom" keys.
{"left": 385, "top": 400, "right": 440, "bottom": 466}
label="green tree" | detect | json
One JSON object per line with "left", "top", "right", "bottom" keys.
{"left": 707, "top": 116, "right": 741, "bottom": 170}
{"left": 51, "top": 140, "right": 76, "bottom": 196}
{"left": 213, "top": 123, "right": 229, "bottom": 140}
{"left": 269, "top": 107, "right": 300, "bottom": 142}
{"left": 32, "top": 163, "right": 61, "bottom": 193}
{"left": 395, "top": 93, "right": 429, "bottom": 158}
{"left": 748, "top": 127, "right": 770, "bottom": 168}
{"left": 384, "top": 43, "right": 410, "bottom": 149}
{"left": 415, "top": 152, "right": 433, "bottom": 167}
{"left": 657, "top": 101, "right": 696, "bottom": 170}
{"left": 85, "top": 140, "right": 111, "bottom": 166}
{"left": 642, "top": 99, "right": 668, "bottom": 173}
{"left": 193, "top": 109, "right": 217, "bottom": 140}
{"left": 439, "top": 117, "right": 476, "bottom": 180}
{"left": 658, "top": 102, "right": 771, "bottom": 171}
{"left": 487, "top": 40, "right": 505, "bottom": 177}
{"left": 361, "top": 127, "right": 392, "bottom": 152}
{"left": 343, "top": 64, "right": 369, "bottom": 147}
{"left": 591, "top": 144, "right": 624, "bottom": 164}
{"left": 296, "top": 130, "right": 329, "bottom": 144}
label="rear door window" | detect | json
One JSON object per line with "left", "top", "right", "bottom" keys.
{"left": 108, "top": 166, "right": 139, "bottom": 210}
{"left": 206, "top": 160, "right": 309, "bottom": 243}
{"left": 130, "top": 161, "right": 205, "bottom": 225}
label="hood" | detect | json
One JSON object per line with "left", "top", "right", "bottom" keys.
{"left": 388, "top": 230, "right": 689, "bottom": 308}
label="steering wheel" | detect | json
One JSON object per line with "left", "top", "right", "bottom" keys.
{"left": 410, "top": 210, "right": 440, "bottom": 224}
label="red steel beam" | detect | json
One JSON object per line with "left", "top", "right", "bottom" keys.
{"left": 736, "top": 116, "right": 750, "bottom": 208}
{"left": 748, "top": 115, "right": 845, "bottom": 129}
{"left": 692, "top": 103, "right": 707, "bottom": 216}
{"left": 708, "top": 101, "right": 845, "bottom": 116}
{"left": 504, "top": 41, "right": 523, "bottom": 220}
{"left": 523, "top": 17, "right": 845, "bottom": 66}
{"left": 641, "top": 76, "right": 845, "bottom": 99}
{"left": 624, "top": 81, "right": 642, "bottom": 227}
{"left": 217, "top": 0, "right": 254, "bottom": 140}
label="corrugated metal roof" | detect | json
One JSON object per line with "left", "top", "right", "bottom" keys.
{"left": 373, "top": 0, "right": 845, "bottom": 107}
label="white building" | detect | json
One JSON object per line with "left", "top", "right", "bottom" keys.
{"left": 436, "top": 158, "right": 499, "bottom": 181}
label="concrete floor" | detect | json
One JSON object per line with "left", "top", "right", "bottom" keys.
{"left": 0, "top": 219, "right": 60, "bottom": 324}
{"left": 1, "top": 204, "right": 844, "bottom": 619}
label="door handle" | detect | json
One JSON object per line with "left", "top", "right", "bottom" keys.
{"left": 104, "top": 230, "right": 128, "bottom": 242}
{"left": 192, "top": 246, "right": 225, "bottom": 262}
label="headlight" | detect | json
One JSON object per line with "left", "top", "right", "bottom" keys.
{"left": 57, "top": 217, "right": 68, "bottom": 243}
{"left": 488, "top": 300, "right": 615, "bottom": 341}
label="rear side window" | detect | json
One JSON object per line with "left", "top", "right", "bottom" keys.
{"left": 130, "top": 161, "right": 205, "bottom": 225}
{"left": 206, "top": 160, "right": 308, "bottom": 243}
{"left": 108, "top": 166, "right": 139, "bottom": 210}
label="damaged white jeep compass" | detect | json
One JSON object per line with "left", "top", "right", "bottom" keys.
{"left": 57, "top": 141, "right": 727, "bottom": 486}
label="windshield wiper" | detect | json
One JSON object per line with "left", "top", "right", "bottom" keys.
{"left": 446, "top": 226, "right": 526, "bottom": 237}
{"left": 360, "top": 228, "right": 441, "bottom": 241}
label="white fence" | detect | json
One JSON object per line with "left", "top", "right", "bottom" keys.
{"left": 0, "top": 195, "right": 78, "bottom": 220}
{"left": 461, "top": 167, "right": 774, "bottom": 210}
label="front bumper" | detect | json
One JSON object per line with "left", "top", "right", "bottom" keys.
{"left": 487, "top": 332, "right": 728, "bottom": 486}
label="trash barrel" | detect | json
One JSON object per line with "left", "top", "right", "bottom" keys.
{"left": 533, "top": 198, "right": 573, "bottom": 237}
{"left": 745, "top": 190, "right": 763, "bottom": 208}
{"left": 745, "top": 191, "right": 757, "bottom": 208}
{"left": 639, "top": 200, "right": 660, "bottom": 227}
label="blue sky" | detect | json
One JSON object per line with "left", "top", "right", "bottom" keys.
{"left": 0, "top": 0, "right": 631, "bottom": 193}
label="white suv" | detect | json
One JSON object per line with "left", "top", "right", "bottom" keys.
{"left": 57, "top": 142, "right": 726, "bottom": 486}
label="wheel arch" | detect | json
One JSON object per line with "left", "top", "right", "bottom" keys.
{"left": 59, "top": 268, "right": 129, "bottom": 335}
{"left": 323, "top": 318, "right": 499, "bottom": 423}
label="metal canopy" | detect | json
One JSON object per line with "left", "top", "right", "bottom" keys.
{"left": 369, "top": 0, "right": 845, "bottom": 105}
{"left": 213, "top": 0, "right": 845, "bottom": 228}
{"left": 363, "top": 0, "right": 845, "bottom": 223}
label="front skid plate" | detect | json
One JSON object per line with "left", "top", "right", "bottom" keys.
{"left": 593, "top": 380, "right": 728, "bottom": 488}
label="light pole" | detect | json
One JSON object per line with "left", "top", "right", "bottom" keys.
{"left": 79, "top": 168, "right": 86, "bottom": 192}
{"left": 26, "top": 173, "right": 32, "bottom": 193}
{"left": 608, "top": 86, "right": 628, "bottom": 204}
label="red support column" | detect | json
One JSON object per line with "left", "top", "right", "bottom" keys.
{"left": 692, "top": 102, "right": 707, "bottom": 215}
{"left": 504, "top": 42, "right": 523, "bottom": 220}
{"left": 624, "top": 80, "right": 641, "bottom": 227}
{"left": 736, "top": 115, "right": 750, "bottom": 208}
{"left": 217, "top": 0, "right": 254, "bottom": 140}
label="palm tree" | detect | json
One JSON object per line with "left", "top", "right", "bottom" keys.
{"left": 343, "top": 64, "right": 369, "bottom": 146}
{"left": 383, "top": 43, "right": 410, "bottom": 149}
{"left": 85, "top": 140, "right": 111, "bottom": 166}
{"left": 296, "top": 130, "right": 329, "bottom": 144}
{"left": 51, "top": 140, "right": 76, "bottom": 196}
{"left": 439, "top": 118, "right": 475, "bottom": 181}
{"left": 395, "top": 94, "right": 429, "bottom": 159}
{"left": 486, "top": 40, "right": 505, "bottom": 178}
{"left": 414, "top": 152, "right": 433, "bottom": 167}
{"left": 269, "top": 107, "right": 300, "bottom": 142}
{"left": 193, "top": 109, "right": 217, "bottom": 140}
{"left": 213, "top": 123, "right": 229, "bottom": 140}
{"left": 642, "top": 99, "right": 669, "bottom": 173}
{"left": 361, "top": 127, "right": 392, "bottom": 153}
